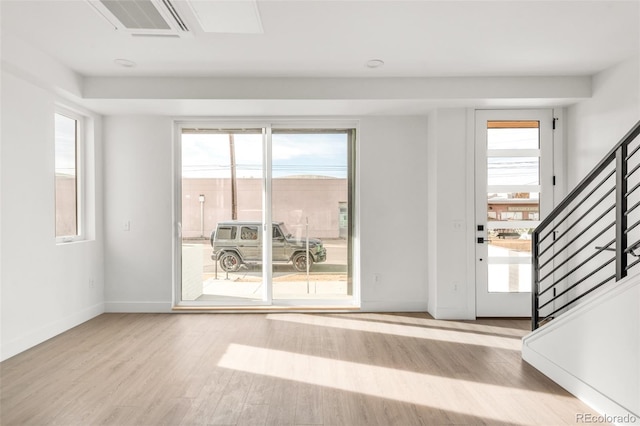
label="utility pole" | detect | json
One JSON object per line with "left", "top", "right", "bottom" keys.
{"left": 229, "top": 134, "right": 238, "bottom": 220}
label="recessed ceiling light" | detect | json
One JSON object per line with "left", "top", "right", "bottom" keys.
{"left": 366, "top": 59, "right": 385, "bottom": 69}
{"left": 114, "top": 58, "right": 137, "bottom": 68}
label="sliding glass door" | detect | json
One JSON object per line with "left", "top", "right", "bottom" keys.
{"left": 271, "top": 129, "right": 352, "bottom": 302}
{"left": 176, "top": 123, "right": 356, "bottom": 307}
{"left": 180, "top": 128, "right": 266, "bottom": 303}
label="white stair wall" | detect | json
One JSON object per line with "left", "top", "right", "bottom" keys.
{"left": 522, "top": 273, "right": 639, "bottom": 421}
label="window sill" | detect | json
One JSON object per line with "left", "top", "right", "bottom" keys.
{"left": 56, "top": 237, "right": 93, "bottom": 246}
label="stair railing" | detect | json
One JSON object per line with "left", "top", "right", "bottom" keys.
{"left": 532, "top": 120, "right": 640, "bottom": 330}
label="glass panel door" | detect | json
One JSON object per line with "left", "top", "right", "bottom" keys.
{"left": 476, "top": 111, "right": 553, "bottom": 316}
{"left": 271, "top": 130, "right": 353, "bottom": 303}
{"left": 180, "top": 128, "right": 267, "bottom": 304}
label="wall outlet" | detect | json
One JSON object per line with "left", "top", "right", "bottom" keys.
{"left": 123, "top": 220, "right": 130, "bottom": 231}
{"left": 89, "top": 278, "right": 95, "bottom": 288}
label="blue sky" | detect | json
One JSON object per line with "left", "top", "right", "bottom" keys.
{"left": 182, "top": 132, "right": 348, "bottom": 178}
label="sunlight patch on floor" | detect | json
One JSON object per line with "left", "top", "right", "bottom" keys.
{"left": 218, "top": 343, "right": 566, "bottom": 426}
{"left": 266, "top": 313, "right": 521, "bottom": 351}
{"left": 327, "top": 312, "right": 528, "bottom": 337}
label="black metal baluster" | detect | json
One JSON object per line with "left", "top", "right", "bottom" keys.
{"left": 616, "top": 144, "right": 628, "bottom": 281}
{"left": 532, "top": 231, "right": 540, "bottom": 330}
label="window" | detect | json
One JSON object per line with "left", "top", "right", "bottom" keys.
{"left": 240, "top": 226, "right": 258, "bottom": 240}
{"left": 216, "top": 226, "right": 237, "bottom": 240}
{"left": 273, "top": 226, "right": 283, "bottom": 239}
{"left": 54, "top": 111, "right": 81, "bottom": 241}
{"left": 178, "top": 124, "right": 356, "bottom": 306}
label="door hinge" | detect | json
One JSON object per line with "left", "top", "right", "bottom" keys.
{"left": 552, "top": 117, "right": 558, "bottom": 130}
{"left": 553, "top": 175, "right": 556, "bottom": 185}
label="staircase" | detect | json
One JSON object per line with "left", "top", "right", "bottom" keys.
{"left": 523, "top": 121, "right": 640, "bottom": 421}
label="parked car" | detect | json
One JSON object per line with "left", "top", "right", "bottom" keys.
{"left": 210, "top": 221, "right": 327, "bottom": 272}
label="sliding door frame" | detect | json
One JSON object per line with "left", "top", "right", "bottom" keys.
{"left": 172, "top": 118, "right": 360, "bottom": 309}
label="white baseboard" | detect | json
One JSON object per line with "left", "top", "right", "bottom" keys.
{"left": 360, "top": 300, "right": 428, "bottom": 312}
{"left": 428, "top": 307, "right": 475, "bottom": 320}
{"left": 107, "top": 300, "right": 428, "bottom": 313}
{"left": 1, "top": 302, "right": 104, "bottom": 362}
{"left": 105, "top": 301, "right": 173, "bottom": 313}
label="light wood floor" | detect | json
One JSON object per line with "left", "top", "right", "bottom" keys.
{"left": 1, "top": 313, "right": 603, "bottom": 425}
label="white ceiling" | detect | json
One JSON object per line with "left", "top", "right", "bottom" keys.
{"left": 2, "top": 0, "right": 639, "bottom": 78}
{"left": 1, "top": 0, "right": 639, "bottom": 115}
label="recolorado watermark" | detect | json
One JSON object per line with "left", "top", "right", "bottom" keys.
{"left": 576, "top": 413, "right": 638, "bottom": 424}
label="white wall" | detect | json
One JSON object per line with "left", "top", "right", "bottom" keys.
{"left": 0, "top": 69, "right": 104, "bottom": 361}
{"left": 103, "top": 116, "right": 174, "bottom": 312}
{"left": 523, "top": 274, "right": 639, "bottom": 419}
{"left": 426, "top": 109, "right": 475, "bottom": 319}
{"left": 358, "top": 117, "right": 429, "bottom": 311}
{"left": 103, "top": 116, "right": 430, "bottom": 311}
{"left": 567, "top": 56, "right": 640, "bottom": 188}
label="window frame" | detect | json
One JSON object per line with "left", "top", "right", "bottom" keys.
{"left": 54, "top": 107, "right": 85, "bottom": 243}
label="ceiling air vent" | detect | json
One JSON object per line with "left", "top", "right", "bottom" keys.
{"left": 89, "top": 0, "right": 190, "bottom": 37}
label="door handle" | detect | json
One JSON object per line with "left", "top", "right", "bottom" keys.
{"left": 477, "top": 237, "right": 489, "bottom": 244}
